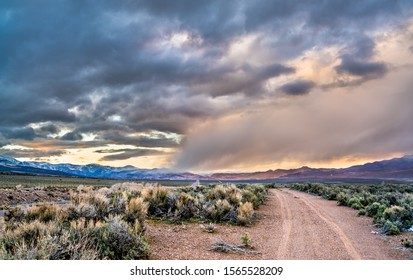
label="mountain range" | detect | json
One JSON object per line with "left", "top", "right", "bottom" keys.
{"left": 1, "top": 155, "right": 413, "bottom": 182}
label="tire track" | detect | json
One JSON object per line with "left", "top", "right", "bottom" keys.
{"left": 274, "top": 190, "right": 292, "bottom": 259}
{"left": 281, "top": 189, "right": 362, "bottom": 260}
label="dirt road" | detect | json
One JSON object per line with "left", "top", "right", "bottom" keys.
{"left": 253, "top": 188, "right": 410, "bottom": 259}
{"left": 147, "top": 188, "right": 412, "bottom": 259}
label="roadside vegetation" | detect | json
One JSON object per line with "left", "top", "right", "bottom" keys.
{"left": 287, "top": 183, "right": 413, "bottom": 235}
{"left": 0, "top": 182, "right": 267, "bottom": 259}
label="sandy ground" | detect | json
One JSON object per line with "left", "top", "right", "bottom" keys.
{"left": 0, "top": 186, "right": 70, "bottom": 206}
{"left": 147, "top": 188, "right": 413, "bottom": 260}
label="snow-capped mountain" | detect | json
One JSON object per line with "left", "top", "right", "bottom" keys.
{"left": 1, "top": 155, "right": 413, "bottom": 181}
{"left": 0, "top": 156, "right": 201, "bottom": 180}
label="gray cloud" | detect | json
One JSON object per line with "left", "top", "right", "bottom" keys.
{"left": 0, "top": 127, "right": 36, "bottom": 140}
{"left": 279, "top": 80, "right": 316, "bottom": 96}
{"left": 100, "top": 132, "right": 179, "bottom": 148}
{"left": 60, "top": 132, "right": 83, "bottom": 141}
{"left": 0, "top": 148, "right": 66, "bottom": 159}
{"left": 175, "top": 72, "right": 413, "bottom": 171}
{"left": 1, "top": 0, "right": 413, "bottom": 169}
{"left": 335, "top": 56, "right": 388, "bottom": 78}
{"left": 195, "top": 63, "right": 295, "bottom": 97}
{"left": 38, "top": 124, "right": 60, "bottom": 135}
{"left": 96, "top": 148, "right": 165, "bottom": 161}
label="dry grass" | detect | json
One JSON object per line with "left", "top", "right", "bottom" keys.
{"left": 0, "top": 182, "right": 268, "bottom": 259}
{"left": 0, "top": 184, "right": 150, "bottom": 260}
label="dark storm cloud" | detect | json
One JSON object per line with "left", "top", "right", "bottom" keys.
{"left": 279, "top": 80, "right": 316, "bottom": 96}
{"left": 18, "top": 139, "right": 106, "bottom": 150}
{"left": 244, "top": 0, "right": 409, "bottom": 31}
{"left": 0, "top": 148, "right": 66, "bottom": 159}
{"left": 0, "top": 127, "right": 36, "bottom": 140}
{"left": 335, "top": 56, "right": 388, "bottom": 78}
{"left": 38, "top": 124, "right": 60, "bottom": 135}
{"left": 60, "top": 132, "right": 83, "bottom": 141}
{"left": 132, "top": 0, "right": 244, "bottom": 44}
{"left": 100, "top": 132, "right": 179, "bottom": 148}
{"left": 1, "top": 0, "right": 413, "bottom": 168}
{"left": 196, "top": 63, "right": 295, "bottom": 97}
{"left": 96, "top": 148, "right": 165, "bottom": 161}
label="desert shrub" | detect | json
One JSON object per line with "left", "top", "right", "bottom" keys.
{"left": 85, "top": 193, "right": 109, "bottom": 221}
{"left": 382, "top": 220, "right": 400, "bottom": 235}
{"left": 200, "top": 223, "right": 217, "bottom": 233}
{"left": 88, "top": 215, "right": 149, "bottom": 260}
{"left": 366, "top": 202, "right": 382, "bottom": 217}
{"left": 202, "top": 199, "right": 233, "bottom": 222}
{"left": 241, "top": 190, "right": 258, "bottom": 208}
{"left": 173, "top": 192, "right": 196, "bottom": 220}
{"left": 241, "top": 233, "right": 251, "bottom": 248}
{"left": 26, "top": 203, "right": 58, "bottom": 223}
{"left": 358, "top": 210, "right": 366, "bottom": 216}
{"left": 336, "top": 192, "right": 349, "bottom": 206}
{"left": 322, "top": 188, "right": 339, "bottom": 200}
{"left": 215, "top": 199, "right": 233, "bottom": 220}
{"left": 381, "top": 206, "right": 411, "bottom": 231}
{"left": 124, "top": 197, "right": 148, "bottom": 231}
{"left": 8, "top": 220, "right": 52, "bottom": 248}
{"left": 142, "top": 186, "right": 172, "bottom": 216}
{"left": 237, "top": 202, "right": 254, "bottom": 226}
{"left": 348, "top": 197, "right": 363, "bottom": 210}
{"left": 0, "top": 184, "right": 150, "bottom": 260}
{"left": 4, "top": 207, "right": 26, "bottom": 230}
{"left": 111, "top": 182, "right": 143, "bottom": 193}
{"left": 243, "top": 185, "right": 267, "bottom": 208}
{"left": 75, "top": 202, "right": 97, "bottom": 222}
{"left": 401, "top": 235, "right": 413, "bottom": 248}
{"left": 206, "top": 185, "right": 242, "bottom": 206}
{"left": 107, "top": 191, "right": 127, "bottom": 216}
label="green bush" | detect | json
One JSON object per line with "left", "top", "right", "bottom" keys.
{"left": 336, "top": 192, "right": 349, "bottom": 206}
{"left": 366, "top": 202, "right": 382, "bottom": 217}
{"left": 89, "top": 215, "right": 149, "bottom": 260}
{"left": 382, "top": 220, "right": 400, "bottom": 235}
{"left": 358, "top": 210, "right": 366, "bottom": 216}
{"left": 348, "top": 197, "right": 363, "bottom": 210}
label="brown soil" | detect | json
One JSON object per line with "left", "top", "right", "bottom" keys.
{"left": 0, "top": 186, "right": 70, "bottom": 206}
{"left": 146, "top": 188, "right": 413, "bottom": 260}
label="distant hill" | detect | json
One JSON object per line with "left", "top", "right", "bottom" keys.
{"left": 0, "top": 155, "right": 202, "bottom": 180}
{"left": 1, "top": 155, "right": 413, "bottom": 181}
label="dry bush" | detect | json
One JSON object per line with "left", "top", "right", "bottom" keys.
{"left": 125, "top": 197, "right": 148, "bottom": 231}
{"left": 96, "top": 187, "right": 113, "bottom": 196}
{"left": 200, "top": 223, "right": 217, "bottom": 233}
{"left": 237, "top": 202, "right": 254, "bottom": 226}
{"left": 76, "top": 185, "right": 94, "bottom": 193}
{"left": 26, "top": 203, "right": 58, "bottom": 223}
{"left": 0, "top": 184, "right": 150, "bottom": 260}
{"left": 142, "top": 186, "right": 171, "bottom": 216}
{"left": 112, "top": 182, "right": 144, "bottom": 192}
{"left": 87, "top": 215, "right": 150, "bottom": 260}
{"left": 206, "top": 185, "right": 242, "bottom": 206}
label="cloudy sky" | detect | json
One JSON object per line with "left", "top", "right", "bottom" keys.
{"left": 1, "top": 0, "right": 413, "bottom": 172}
